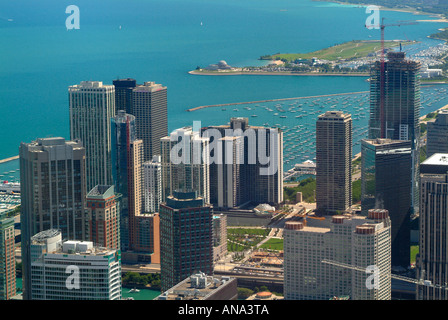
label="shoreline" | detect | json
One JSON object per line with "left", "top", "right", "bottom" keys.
{"left": 188, "top": 70, "right": 369, "bottom": 77}
{"left": 0, "top": 155, "right": 19, "bottom": 164}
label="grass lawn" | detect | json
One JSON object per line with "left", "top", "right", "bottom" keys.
{"left": 260, "top": 238, "right": 284, "bottom": 251}
{"left": 264, "top": 40, "right": 406, "bottom": 62}
{"left": 411, "top": 245, "right": 419, "bottom": 264}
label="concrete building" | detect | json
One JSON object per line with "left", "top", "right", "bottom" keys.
{"left": 19, "top": 137, "right": 86, "bottom": 300}
{"left": 30, "top": 229, "right": 121, "bottom": 300}
{"left": 316, "top": 111, "right": 352, "bottom": 215}
{"left": 159, "top": 191, "right": 213, "bottom": 292}
{"left": 0, "top": 209, "right": 16, "bottom": 300}
{"left": 132, "top": 81, "right": 168, "bottom": 162}
{"left": 143, "top": 155, "right": 162, "bottom": 214}
{"left": 427, "top": 109, "right": 448, "bottom": 157}
{"left": 361, "top": 138, "right": 412, "bottom": 267}
{"left": 161, "top": 127, "right": 210, "bottom": 204}
{"left": 202, "top": 117, "right": 283, "bottom": 208}
{"left": 369, "top": 51, "right": 421, "bottom": 212}
{"left": 417, "top": 153, "right": 448, "bottom": 300}
{"left": 213, "top": 214, "right": 227, "bottom": 262}
{"left": 85, "top": 185, "right": 120, "bottom": 250}
{"left": 155, "top": 272, "right": 237, "bottom": 300}
{"left": 69, "top": 81, "right": 115, "bottom": 191}
{"left": 283, "top": 210, "right": 391, "bottom": 300}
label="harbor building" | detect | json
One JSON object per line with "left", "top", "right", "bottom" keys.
{"left": 159, "top": 191, "right": 213, "bottom": 292}
{"left": 19, "top": 137, "right": 86, "bottom": 300}
{"left": 315, "top": 111, "right": 352, "bottom": 215}
{"left": 361, "top": 138, "right": 412, "bottom": 267}
{"left": 69, "top": 81, "right": 115, "bottom": 191}
{"left": 29, "top": 229, "right": 121, "bottom": 300}
{"left": 417, "top": 154, "right": 448, "bottom": 300}
{"left": 283, "top": 210, "right": 391, "bottom": 300}
{"left": 0, "top": 209, "right": 16, "bottom": 300}
{"left": 427, "top": 110, "right": 448, "bottom": 157}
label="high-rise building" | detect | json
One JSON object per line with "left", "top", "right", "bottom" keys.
{"left": 30, "top": 230, "right": 121, "bottom": 300}
{"left": 417, "top": 153, "right": 448, "bottom": 300}
{"left": 283, "top": 210, "right": 391, "bottom": 300}
{"left": 111, "top": 111, "right": 143, "bottom": 252}
{"left": 316, "top": 111, "right": 352, "bottom": 215}
{"left": 132, "top": 81, "right": 168, "bottom": 162}
{"left": 85, "top": 185, "right": 120, "bottom": 250}
{"left": 0, "top": 209, "right": 16, "bottom": 300}
{"left": 19, "top": 137, "right": 86, "bottom": 300}
{"left": 427, "top": 109, "right": 448, "bottom": 157}
{"left": 161, "top": 127, "right": 210, "bottom": 204}
{"left": 202, "top": 117, "right": 283, "bottom": 208}
{"left": 213, "top": 214, "right": 227, "bottom": 262}
{"left": 369, "top": 51, "right": 421, "bottom": 212}
{"left": 159, "top": 191, "right": 213, "bottom": 292}
{"left": 113, "top": 78, "right": 137, "bottom": 114}
{"left": 361, "top": 138, "right": 412, "bottom": 267}
{"left": 143, "top": 155, "right": 162, "bottom": 214}
{"left": 69, "top": 81, "right": 115, "bottom": 191}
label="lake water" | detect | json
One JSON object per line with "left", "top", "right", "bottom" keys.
{"left": 0, "top": 0, "right": 447, "bottom": 172}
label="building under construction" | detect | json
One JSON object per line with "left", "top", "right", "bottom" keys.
{"left": 368, "top": 51, "right": 421, "bottom": 213}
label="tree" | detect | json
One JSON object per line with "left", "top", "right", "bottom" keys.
{"left": 237, "top": 288, "right": 254, "bottom": 299}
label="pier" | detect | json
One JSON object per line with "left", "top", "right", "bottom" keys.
{"left": 186, "top": 91, "right": 369, "bottom": 112}
{"left": 0, "top": 156, "right": 19, "bottom": 164}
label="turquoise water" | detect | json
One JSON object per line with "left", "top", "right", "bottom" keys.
{"left": 16, "top": 277, "right": 160, "bottom": 300}
{"left": 0, "top": 0, "right": 447, "bottom": 168}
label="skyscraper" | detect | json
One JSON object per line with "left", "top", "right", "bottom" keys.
{"left": 159, "top": 190, "right": 213, "bottom": 292}
{"left": 361, "top": 138, "right": 412, "bottom": 267}
{"left": 427, "top": 109, "right": 448, "bottom": 157}
{"left": 85, "top": 185, "right": 120, "bottom": 250}
{"left": 19, "top": 137, "right": 86, "bottom": 300}
{"left": 161, "top": 127, "right": 210, "bottom": 204}
{"left": 69, "top": 81, "right": 115, "bottom": 191}
{"left": 417, "top": 153, "right": 448, "bottom": 300}
{"left": 0, "top": 209, "right": 16, "bottom": 300}
{"left": 316, "top": 111, "right": 352, "bottom": 215}
{"left": 369, "top": 51, "right": 421, "bottom": 211}
{"left": 113, "top": 78, "right": 137, "bottom": 114}
{"left": 283, "top": 210, "right": 391, "bottom": 300}
{"left": 111, "top": 111, "right": 143, "bottom": 252}
{"left": 30, "top": 230, "right": 121, "bottom": 300}
{"left": 202, "top": 117, "right": 283, "bottom": 207}
{"left": 132, "top": 81, "right": 168, "bottom": 162}
{"left": 143, "top": 155, "right": 162, "bottom": 214}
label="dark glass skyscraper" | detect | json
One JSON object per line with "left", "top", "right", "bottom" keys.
{"left": 369, "top": 51, "right": 421, "bottom": 212}
{"left": 113, "top": 78, "right": 137, "bottom": 114}
{"left": 159, "top": 191, "right": 213, "bottom": 292}
{"left": 361, "top": 138, "right": 412, "bottom": 267}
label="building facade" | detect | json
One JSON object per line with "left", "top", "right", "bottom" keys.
{"left": 213, "top": 214, "right": 228, "bottom": 262}
{"left": 143, "top": 155, "right": 162, "bottom": 214}
{"left": 316, "top": 111, "right": 352, "bottom": 215}
{"left": 30, "top": 230, "right": 121, "bottom": 300}
{"left": 427, "top": 110, "right": 448, "bottom": 157}
{"left": 0, "top": 209, "right": 16, "bottom": 300}
{"left": 159, "top": 191, "right": 213, "bottom": 292}
{"left": 69, "top": 81, "right": 115, "bottom": 191}
{"left": 113, "top": 78, "right": 137, "bottom": 114}
{"left": 85, "top": 185, "right": 120, "bottom": 250}
{"left": 19, "top": 137, "right": 86, "bottom": 300}
{"left": 417, "top": 154, "right": 448, "bottom": 300}
{"left": 283, "top": 211, "right": 391, "bottom": 300}
{"left": 361, "top": 138, "right": 412, "bottom": 267}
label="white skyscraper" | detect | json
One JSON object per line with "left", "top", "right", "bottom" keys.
{"left": 283, "top": 210, "right": 391, "bottom": 300}
{"left": 30, "top": 229, "right": 121, "bottom": 300}
{"left": 69, "top": 81, "right": 116, "bottom": 191}
{"left": 143, "top": 155, "right": 162, "bottom": 213}
{"left": 161, "top": 127, "right": 210, "bottom": 204}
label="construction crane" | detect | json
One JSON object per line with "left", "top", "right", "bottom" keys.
{"left": 321, "top": 259, "right": 433, "bottom": 287}
{"left": 365, "top": 18, "right": 418, "bottom": 138}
